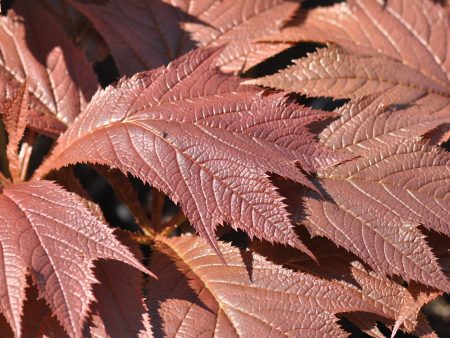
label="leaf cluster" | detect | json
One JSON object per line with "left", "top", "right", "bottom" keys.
{"left": 0, "top": 0, "right": 449, "bottom": 337}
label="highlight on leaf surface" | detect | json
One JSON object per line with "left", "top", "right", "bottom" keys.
{"left": 304, "top": 139, "right": 450, "bottom": 291}
{"left": 72, "top": 0, "right": 299, "bottom": 75}
{"left": 36, "top": 47, "right": 338, "bottom": 259}
{"left": 250, "top": 0, "right": 450, "bottom": 142}
{"left": 320, "top": 94, "right": 450, "bottom": 153}
{"left": 147, "top": 234, "right": 407, "bottom": 338}
{"left": 0, "top": 0, "right": 449, "bottom": 337}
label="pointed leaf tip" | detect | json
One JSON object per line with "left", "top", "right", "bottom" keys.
{"left": 37, "top": 47, "right": 336, "bottom": 255}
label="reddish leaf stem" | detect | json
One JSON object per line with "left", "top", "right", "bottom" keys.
{"left": 18, "top": 132, "right": 35, "bottom": 181}
{"left": 151, "top": 187, "right": 164, "bottom": 232}
{"left": 161, "top": 210, "right": 187, "bottom": 237}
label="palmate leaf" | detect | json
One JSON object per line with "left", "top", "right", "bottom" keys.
{"left": 72, "top": 0, "right": 299, "bottom": 75}
{"left": 147, "top": 235, "right": 395, "bottom": 337}
{"left": 250, "top": 0, "right": 450, "bottom": 141}
{"left": 0, "top": 0, "right": 97, "bottom": 136}
{"left": 36, "top": 47, "right": 340, "bottom": 258}
{"left": 0, "top": 180, "right": 149, "bottom": 338}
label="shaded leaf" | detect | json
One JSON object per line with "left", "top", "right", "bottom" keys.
{"left": 73, "top": 0, "right": 299, "bottom": 75}
{"left": 37, "top": 0, "right": 109, "bottom": 63}
{"left": 0, "top": 180, "right": 149, "bottom": 337}
{"left": 351, "top": 262, "right": 440, "bottom": 336}
{"left": 147, "top": 235, "right": 390, "bottom": 337}
{"left": 0, "top": 81, "right": 30, "bottom": 181}
{"left": 251, "top": 235, "right": 359, "bottom": 283}
{"left": 20, "top": 284, "right": 68, "bottom": 338}
{"left": 182, "top": 0, "right": 298, "bottom": 73}
{"left": 305, "top": 141, "right": 450, "bottom": 290}
{"left": 36, "top": 47, "right": 338, "bottom": 257}
{"left": 251, "top": 235, "right": 439, "bottom": 336}
{"left": 0, "top": 0, "right": 97, "bottom": 135}
{"left": 88, "top": 232, "right": 153, "bottom": 338}
{"left": 71, "top": 0, "right": 196, "bottom": 76}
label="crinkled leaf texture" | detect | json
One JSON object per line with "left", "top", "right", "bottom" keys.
{"left": 37, "top": 47, "right": 340, "bottom": 257}
{"left": 0, "top": 0, "right": 97, "bottom": 135}
{"left": 307, "top": 99, "right": 450, "bottom": 292}
{"left": 250, "top": 0, "right": 450, "bottom": 141}
{"left": 72, "top": 0, "right": 298, "bottom": 74}
{"left": 251, "top": 238, "right": 439, "bottom": 336}
{"left": 147, "top": 235, "right": 394, "bottom": 337}
{"left": 0, "top": 180, "right": 149, "bottom": 338}
{"left": 321, "top": 95, "right": 450, "bottom": 153}
{"left": 350, "top": 262, "right": 440, "bottom": 337}
{"left": 304, "top": 138, "right": 450, "bottom": 290}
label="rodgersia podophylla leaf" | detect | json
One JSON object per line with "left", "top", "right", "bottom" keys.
{"left": 72, "top": 0, "right": 299, "bottom": 75}
{"left": 36, "top": 47, "right": 340, "bottom": 258}
{"left": 251, "top": 238, "right": 440, "bottom": 336}
{"left": 0, "top": 180, "right": 150, "bottom": 337}
{"left": 320, "top": 94, "right": 450, "bottom": 154}
{"left": 0, "top": 0, "right": 98, "bottom": 136}
{"left": 304, "top": 140, "right": 450, "bottom": 290}
{"left": 87, "top": 231, "right": 153, "bottom": 338}
{"left": 0, "top": 81, "right": 29, "bottom": 182}
{"left": 250, "top": 0, "right": 450, "bottom": 142}
{"left": 0, "top": 1, "right": 449, "bottom": 337}
{"left": 147, "top": 235, "right": 404, "bottom": 337}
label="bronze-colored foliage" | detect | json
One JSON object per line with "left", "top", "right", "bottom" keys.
{"left": 251, "top": 0, "right": 450, "bottom": 143}
{"left": 0, "top": 0, "right": 448, "bottom": 337}
{"left": 72, "top": 0, "right": 299, "bottom": 75}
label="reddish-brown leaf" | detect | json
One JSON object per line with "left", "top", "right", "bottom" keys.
{"left": 305, "top": 141, "right": 450, "bottom": 290}
{"left": 250, "top": 0, "right": 450, "bottom": 141}
{"left": 251, "top": 235, "right": 359, "bottom": 283}
{"left": 20, "top": 284, "right": 68, "bottom": 338}
{"left": 351, "top": 262, "right": 440, "bottom": 336}
{"left": 250, "top": 46, "right": 449, "bottom": 100}
{"left": 36, "top": 48, "right": 339, "bottom": 257}
{"left": 73, "top": 0, "right": 298, "bottom": 75}
{"left": 252, "top": 238, "right": 439, "bottom": 336}
{"left": 182, "top": 0, "right": 298, "bottom": 73}
{"left": 36, "top": 0, "right": 109, "bottom": 63}
{"left": 276, "top": 0, "right": 450, "bottom": 71}
{"left": 0, "top": 81, "right": 29, "bottom": 181}
{"left": 320, "top": 94, "right": 450, "bottom": 153}
{"left": 0, "top": 180, "right": 149, "bottom": 337}
{"left": 71, "top": 0, "right": 195, "bottom": 76}
{"left": 0, "top": 0, "right": 97, "bottom": 135}
{"left": 147, "top": 235, "right": 391, "bottom": 337}
{"left": 88, "top": 232, "right": 153, "bottom": 338}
